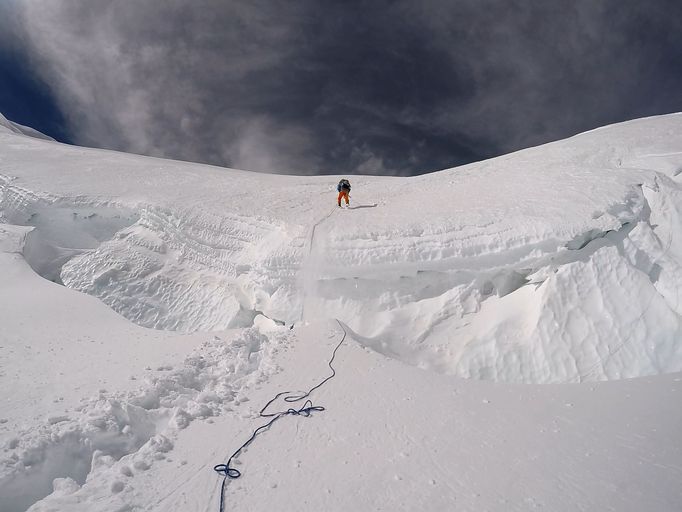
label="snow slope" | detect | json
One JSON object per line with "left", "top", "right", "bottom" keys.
{"left": 2, "top": 113, "right": 682, "bottom": 383}
{"left": 1, "top": 113, "right": 681, "bottom": 511}
{"left": 0, "top": 114, "right": 55, "bottom": 143}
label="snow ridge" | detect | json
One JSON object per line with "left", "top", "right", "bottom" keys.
{"left": 0, "top": 114, "right": 55, "bottom": 142}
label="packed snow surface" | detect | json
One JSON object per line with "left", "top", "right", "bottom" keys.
{"left": 1, "top": 113, "right": 681, "bottom": 511}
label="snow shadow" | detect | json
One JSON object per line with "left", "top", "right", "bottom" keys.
{"left": 21, "top": 206, "right": 140, "bottom": 284}
{"left": 348, "top": 203, "right": 378, "bottom": 210}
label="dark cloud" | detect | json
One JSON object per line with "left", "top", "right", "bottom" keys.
{"left": 4, "top": 0, "right": 682, "bottom": 175}
{"left": 409, "top": 0, "right": 682, "bottom": 153}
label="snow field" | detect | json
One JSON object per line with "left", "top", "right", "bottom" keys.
{"left": 110, "top": 321, "right": 682, "bottom": 512}
{"left": 3, "top": 318, "right": 681, "bottom": 512}
{"left": 1, "top": 112, "right": 682, "bottom": 511}
{"left": 3, "top": 114, "right": 682, "bottom": 384}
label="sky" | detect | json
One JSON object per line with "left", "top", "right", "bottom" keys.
{"left": 1, "top": 0, "right": 681, "bottom": 176}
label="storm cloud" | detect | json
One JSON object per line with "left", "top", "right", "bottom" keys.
{"left": 5, "top": 0, "right": 682, "bottom": 175}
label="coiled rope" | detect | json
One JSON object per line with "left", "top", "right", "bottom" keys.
{"left": 213, "top": 319, "right": 347, "bottom": 512}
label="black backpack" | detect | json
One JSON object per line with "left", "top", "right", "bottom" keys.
{"left": 338, "top": 179, "right": 351, "bottom": 192}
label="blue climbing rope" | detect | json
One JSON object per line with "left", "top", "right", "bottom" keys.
{"left": 213, "top": 320, "right": 347, "bottom": 512}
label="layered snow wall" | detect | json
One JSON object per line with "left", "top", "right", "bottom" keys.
{"left": 2, "top": 113, "right": 682, "bottom": 383}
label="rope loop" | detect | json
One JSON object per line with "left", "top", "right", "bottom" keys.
{"left": 286, "top": 400, "right": 325, "bottom": 417}
{"left": 213, "top": 464, "right": 241, "bottom": 479}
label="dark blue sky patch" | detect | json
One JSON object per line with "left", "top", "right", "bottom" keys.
{"left": 0, "top": 15, "right": 70, "bottom": 143}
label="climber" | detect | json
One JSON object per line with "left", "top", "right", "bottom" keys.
{"left": 337, "top": 178, "right": 351, "bottom": 207}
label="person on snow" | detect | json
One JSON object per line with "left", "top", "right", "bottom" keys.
{"left": 337, "top": 178, "right": 351, "bottom": 207}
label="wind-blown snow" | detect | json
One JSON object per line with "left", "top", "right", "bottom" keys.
{"left": 1, "top": 113, "right": 681, "bottom": 511}
{"left": 0, "top": 114, "right": 55, "bottom": 142}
